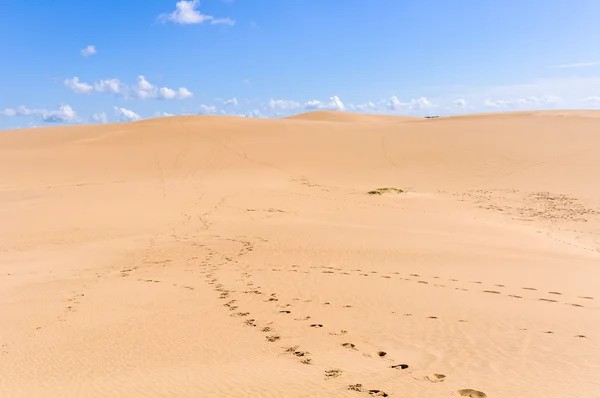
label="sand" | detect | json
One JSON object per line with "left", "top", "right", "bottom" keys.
{"left": 1, "top": 110, "right": 599, "bottom": 397}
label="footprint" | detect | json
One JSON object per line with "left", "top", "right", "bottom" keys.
{"left": 426, "top": 373, "right": 445, "bottom": 383}
{"left": 418, "top": 281, "right": 428, "bottom": 284}
{"left": 381, "top": 276, "right": 391, "bottom": 279}
{"left": 329, "top": 330, "right": 348, "bottom": 336}
{"left": 471, "top": 281, "right": 482, "bottom": 284}
{"left": 575, "top": 334, "right": 587, "bottom": 338}
{"left": 310, "top": 324, "right": 324, "bottom": 328}
{"left": 342, "top": 343, "right": 357, "bottom": 350}
{"left": 539, "top": 298, "right": 558, "bottom": 303}
{"left": 522, "top": 287, "right": 537, "bottom": 291}
{"left": 428, "top": 316, "right": 438, "bottom": 319}
{"left": 494, "top": 284, "right": 505, "bottom": 288}
{"left": 261, "top": 326, "right": 271, "bottom": 332}
{"left": 391, "top": 364, "right": 409, "bottom": 370}
{"left": 325, "top": 369, "right": 343, "bottom": 379}
{"left": 410, "top": 274, "right": 420, "bottom": 277}
{"left": 570, "top": 303, "right": 584, "bottom": 307}
{"left": 368, "top": 390, "right": 388, "bottom": 397}
{"left": 377, "top": 351, "right": 387, "bottom": 357}
{"left": 579, "top": 296, "right": 594, "bottom": 300}
{"left": 458, "top": 389, "right": 487, "bottom": 398}
{"left": 266, "top": 335, "right": 281, "bottom": 342}
{"left": 549, "top": 291, "right": 562, "bottom": 295}
{"left": 279, "top": 310, "right": 292, "bottom": 314}
{"left": 294, "top": 316, "right": 311, "bottom": 321}
{"left": 244, "top": 319, "right": 257, "bottom": 327}
{"left": 483, "top": 290, "right": 501, "bottom": 294}
{"left": 508, "top": 295, "right": 522, "bottom": 298}
{"left": 348, "top": 384, "right": 363, "bottom": 392}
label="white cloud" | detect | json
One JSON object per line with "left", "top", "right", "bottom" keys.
{"left": 114, "top": 107, "right": 141, "bottom": 122}
{"left": 155, "top": 112, "right": 175, "bottom": 118}
{"left": 551, "top": 61, "right": 600, "bottom": 68}
{"left": 1, "top": 105, "right": 77, "bottom": 123}
{"left": 64, "top": 76, "right": 192, "bottom": 100}
{"left": 92, "top": 112, "right": 108, "bottom": 124}
{"left": 484, "top": 96, "right": 562, "bottom": 108}
{"left": 388, "top": 96, "right": 434, "bottom": 111}
{"left": 238, "top": 110, "right": 261, "bottom": 118}
{"left": 586, "top": 96, "right": 600, "bottom": 103}
{"left": 41, "top": 105, "right": 77, "bottom": 123}
{"left": 159, "top": 0, "right": 234, "bottom": 25}
{"left": 1, "top": 106, "right": 39, "bottom": 117}
{"left": 223, "top": 97, "right": 239, "bottom": 106}
{"left": 199, "top": 104, "right": 217, "bottom": 114}
{"left": 81, "top": 45, "right": 97, "bottom": 57}
{"left": 130, "top": 75, "right": 193, "bottom": 100}
{"left": 64, "top": 77, "right": 94, "bottom": 94}
{"left": 354, "top": 101, "right": 377, "bottom": 112}
{"left": 269, "top": 99, "right": 301, "bottom": 110}
{"left": 211, "top": 18, "right": 235, "bottom": 26}
{"left": 94, "top": 79, "right": 122, "bottom": 94}
{"left": 305, "top": 96, "right": 345, "bottom": 111}
{"left": 454, "top": 99, "right": 467, "bottom": 107}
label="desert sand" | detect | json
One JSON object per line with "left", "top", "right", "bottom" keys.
{"left": 1, "top": 110, "right": 599, "bottom": 397}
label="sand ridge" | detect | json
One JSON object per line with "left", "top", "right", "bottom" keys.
{"left": 1, "top": 110, "right": 599, "bottom": 397}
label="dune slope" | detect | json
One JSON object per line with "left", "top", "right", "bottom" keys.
{"left": 1, "top": 111, "right": 599, "bottom": 397}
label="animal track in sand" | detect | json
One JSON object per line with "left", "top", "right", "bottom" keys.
{"left": 325, "top": 369, "right": 343, "bottom": 379}
{"left": 458, "top": 389, "right": 487, "bottom": 398}
{"left": 494, "top": 284, "right": 505, "bottom": 287}
{"left": 261, "top": 326, "right": 271, "bottom": 332}
{"left": 508, "top": 295, "right": 522, "bottom": 298}
{"left": 310, "top": 324, "right": 323, "bottom": 328}
{"left": 244, "top": 319, "right": 257, "bottom": 327}
{"left": 410, "top": 274, "right": 420, "bottom": 277}
{"left": 377, "top": 351, "right": 387, "bottom": 357}
{"left": 579, "top": 296, "right": 594, "bottom": 300}
{"left": 428, "top": 316, "right": 438, "bottom": 319}
{"left": 426, "top": 373, "right": 446, "bottom": 382}
{"left": 471, "top": 281, "right": 482, "bottom": 284}
{"left": 522, "top": 287, "right": 537, "bottom": 291}
{"left": 381, "top": 276, "right": 391, "bottom": 279}
{"left": 294, "top": 316, "right": 311, "bottom": 321}
{"left": 342, "top": 343, "right": 357, "bottom": 350}
{"left": 391, "top": 364, "right": 409, "bottom": 370}
{"left": 483, "top": 290, "right": 501, "bottom": 294}
{"left": 570, "top": 303, "right": 584, "bottom": 307}
{"left": 549, "top": 291, "right": 562, "bottom": 295}
{"left": 266, "top": 335, "right": 281, "bottom": 342}
{"left": 418, "top": 281, "right": 428, "bottom": 284}
{"left": 575, "top": 334, "right": 587, "bottom": 338}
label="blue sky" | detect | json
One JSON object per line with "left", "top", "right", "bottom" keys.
{"left": 2, "top": 0, "right": 600, "bottom": 129}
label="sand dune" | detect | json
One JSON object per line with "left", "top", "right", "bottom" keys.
{"left": 284, "top": 110, "right": 418, "bottom": 123}
{"left": 1, "top": 111, "right": 599, "bottom": 397}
